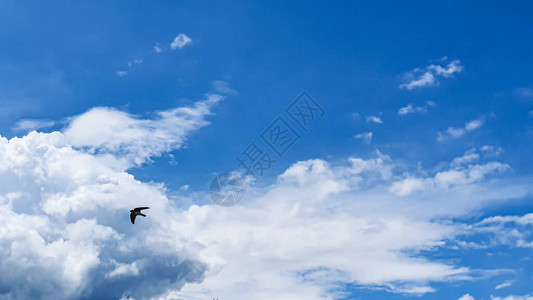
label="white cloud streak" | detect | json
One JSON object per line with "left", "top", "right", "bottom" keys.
{"left": 438, "top": 118, "right": 484, "bottom": 141}
{"left": 399, "top": 59, "right": 463, "bottom": 90}
{"left": 12, "top": 119, "right": 55, "bottom": 132}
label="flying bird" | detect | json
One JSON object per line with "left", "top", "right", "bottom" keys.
{"left": 130, "top": 207, "right": 150, "bottom": 224}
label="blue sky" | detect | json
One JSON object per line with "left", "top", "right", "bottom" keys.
{"left": 0, "top": 1, "right": 532, "bottom": 299}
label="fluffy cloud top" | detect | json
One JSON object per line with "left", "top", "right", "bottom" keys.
{"left": 63, "top": 94, "right": 222, "bottom": 166}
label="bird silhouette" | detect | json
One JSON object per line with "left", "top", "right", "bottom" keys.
{"left": 130, "top": 207, "right": 150, "bottom": 224}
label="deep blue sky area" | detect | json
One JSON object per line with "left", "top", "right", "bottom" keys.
{"left": 1, "top": 1, "right": 532, "bottom": 299}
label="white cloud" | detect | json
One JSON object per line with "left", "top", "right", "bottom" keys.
{"left": 127, "top": 59, "right": 143, "bottom": 68}
{"left": 12, "top": 119, "right": 55, "bottom": 132}
{"left": 354, "top": 131, "right": 373, "bottom": 143}
{"left": 462, "top": 213, "right": 533, "bottom": 249}
{"left": 491, "top": 295, "right": 533, "bottom": 300}
{"left": 398, "top": 101, "right": 435, "bottom": 115}
{"left": 366, "top": 115, "right": 383, "bottom": 124}
{"left": 0, "top": 96, "right": 531, "bottom": 299}
{"left": 399, "top": 59, "right": 463, "bottom": 90}
{"left": 154, "top": 43, "right": 163, "bottom": 53}
{"left": 459, "top": 294, "right": 476, "bottom": 300}
{"left": 451, "top": 149, "right": 480, "bottom": 166}
{"left": 63, "top": 93, "right": 223, "bottom": 166}
{"left": 170, "top": 33, "right": 192, "bottom": 50}
{"left": 480, "top": 145, "right": 504, "bottom": 158}
{"left": 390, "top": 148, "right": 510, "bottom": 196}
{"left": 495, "top": 281, "right": 513, "bottom": 290}
{"left": 115, "top": 71, "right": 128, "bottom": 77}
{"left": 213, "top": 80, "right": 237, "bottom": 95}
{"left": 0, "top": 90, "right": 225, "bottom": 299}
{"left": 438, "top": 118, "right": 484, "bottom": 141}
{"left": 179, "top": 185, "right": 190, "bottom": 191}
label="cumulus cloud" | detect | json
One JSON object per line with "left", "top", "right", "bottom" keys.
{"left": 1, "top": 90, "right": 532, "bottom": 298}
{"left": 354, "top": 131, "right": 373, "bottom": 143}
{"left": 399, "top": 59, "right": 463, "bottom": 90}
{"left": 0, "top": 90, "right": 228, "bottom": 299}
{"left": 438, "top": 118, "right": 484, "bottom": 141}
{"left": 170, "top": 33, "right": 192, "bottom": 50}
{"left": 459, "top": 294, "right": 476, "bottom": 300}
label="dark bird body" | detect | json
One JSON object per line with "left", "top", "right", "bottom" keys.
{"left": 130, "top": 207, "right": 150, "bottom": 224}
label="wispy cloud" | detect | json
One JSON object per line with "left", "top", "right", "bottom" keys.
{"left": 13, "top": 119, "right": 55, "bottom": 132}
{"left": 491, "top": 294, "right": 533, "bottom": 300}
{"left": 354, "top": 131, "right": 373, "bottom": 143}
{"left": 154, "top": 43, "right": 163, "bottom": 53}
{"left": 399, "top": 101, "right": 435, "bottom": 115}
{"left": 365, "top": 115, "right": 383, "bottom": 124}
{"left": 399, "top": 59, "right": 463, "bottom": 90}
{"left": 515, "top": 87, "right": 533, "bottom": 99}
{"left": 213, "top": 80, "right": 237, "bottom": 95}
{"left": 115, "top": 71, "right": 128, "bottom": 77}
{"left": 170, "top": 33, "right": 192, "bottom": 50}
{"left": 127, "top": 59, "right": 143, "bottom": 68}
{"left": 495, "top": 281, "right": 513, "bottom": 290}
{"left": 438, "top": 118, "right": 484, "bottom": 141}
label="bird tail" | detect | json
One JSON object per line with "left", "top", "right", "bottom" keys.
{"left": 140, "top": 213, "right": 146, "bottom": 217}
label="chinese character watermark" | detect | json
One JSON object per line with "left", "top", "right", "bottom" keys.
{"left": 209, "top": 91, "right": 325, "bottom": 206}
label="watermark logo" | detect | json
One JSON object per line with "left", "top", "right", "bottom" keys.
{"left": 209, "top": 173, "right": 245, "bottom": 207}
{"left": 210, "top": 91, "right": 325, "bottom": 207}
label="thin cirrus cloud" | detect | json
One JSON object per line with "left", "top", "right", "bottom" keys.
{"left": 399, "top": 59, "right": 464, "bottom": 90}
{"left": 438, "top": 118, "right": 484, "bottom": 141}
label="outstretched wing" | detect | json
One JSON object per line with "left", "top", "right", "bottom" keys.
{"left": 130, "top": 212, "right": 136, "bottom": 224}
{"left": 134, "top": 207, "right": 150, "bottom": 211}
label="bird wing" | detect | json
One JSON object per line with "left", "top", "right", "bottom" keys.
{"left": 134, "top": 207, "right": 150, "bottom": 211}
{"left": 130, "top": 212, "right": 136, "bottom": 224}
